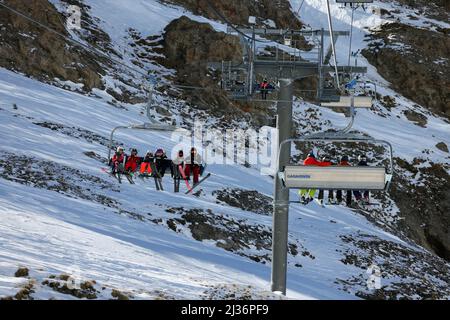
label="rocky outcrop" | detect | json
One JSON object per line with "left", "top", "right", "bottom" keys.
{"left": 391, "top": 159, "right": 450, "bottom": 261}
{"left": 159, "top": 16, "right": 273, "bottom": 127}
{"left": 338, "top": 232, "right": 450, "bottom": 300}
{"left": 212, "top": 188, "right": 273, "bottom": 215}
{"left": 162, "top": 0, "right": 302, "bottom": 29}
{"left": 362, "top": 23, "right": 450, "bottom": 118}
{"left": 384, "top": 0, "right": 450, "bottom": 22}
{"left": 0, "top": 0, "right": 105, "bottom": 91}
{"left": 161, "top": 16, "right": 242, "bottom": 73}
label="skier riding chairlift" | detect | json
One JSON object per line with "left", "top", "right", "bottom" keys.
{"left": 317, "top": 155, "right": 335, "bottom": 204}
{"left": 172, "top": 150, "right": 185, "bottom": 193}
{"left": 154, "top": 148, "right": 173, "bottom": 178}
{"left": 259, "top": 79, "right": 270, "bottom": 100}
{"left": 124, "top": 148, "right": 141, "bottom": 174}
{"left": 336, "top": 155, "right": 353, "bottom": 206}
{"left": 353, "top": 155, "right": 370, "bottom": 203}
{"left": 110, "top": 146, "right": 125, "bottom": 174}
{"left": 298, "top": 151, "right": 320, "bottom": 204}
{"left": 139, "top": 151, "right": 154, "bottom": 176}
{"left": 184, "top": 147, "right": 203, "bottom": 184}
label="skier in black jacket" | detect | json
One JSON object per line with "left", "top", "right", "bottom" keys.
{"left": 353, "top": 155, "right": 370, "bottom": 202}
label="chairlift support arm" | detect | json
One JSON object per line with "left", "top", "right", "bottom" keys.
{"left": 108, "top": 123, "right": 176, "bottom": 160}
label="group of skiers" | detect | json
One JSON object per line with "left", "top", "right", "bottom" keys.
{"left": 109, "top": 146, "right": 204, "bottom": 191}
{"left": 299, "top": 151, "right": 370, "bottom": 206}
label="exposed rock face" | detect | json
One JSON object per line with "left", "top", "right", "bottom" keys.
{"left": 162, "top": 0, "right": 302, "bottom": 29}
{"left": 436, "top": 142, "right": 449, "bottom": 153}
{"left": 338, "top": 232, "right": 450, "bottom": 300}
{"left": 383, "top": 0, "right": 450, "bottom": 22}
{"left": 0, "top": 0, "right": 105, "bottom": 91}
{"left": 160, "top": 16, "right": 272, "bottom": 126}
{"left": 162, "top": 16, "right": 242, "bottom": 71}
{"left": 212, "top": 188, "right": 273, "bottom": 215}
{"left": 391, "top": 159, "right": 450, "bottom": 261}
{"left": 362, "top": 23, "right": 450, "bottom": 119}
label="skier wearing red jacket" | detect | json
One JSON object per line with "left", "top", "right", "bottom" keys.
{"left": 299, "top": 151, "right": 320, "bottom": 203}
{"left": 259, "top": 79, "right": 269, "bottom": 100}
{"left": 110, "top": 146, "right": 125, "bottom": 174}
{"left": 124, "top": 148, "right": 141, "bottom": 173}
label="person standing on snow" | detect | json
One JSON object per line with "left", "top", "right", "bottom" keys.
{"left": 298, "top": 151, "right": 320, "bottom": 204}
{"left": 110, "top": 146, "right": 125, "bottom": 174}
{"left": 336, "top": 155, "right": 352, "bottom": 206}
{"left": 184, "top": 147, "right": 202, "bottom": 184}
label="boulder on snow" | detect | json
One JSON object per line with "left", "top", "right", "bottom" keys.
{"left": 436, "top": 142, "right": 449, "bottom": 153}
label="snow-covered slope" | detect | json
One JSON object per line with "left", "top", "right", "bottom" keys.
{"left": 0, "top": 0, "right": 449, "bottom": 299}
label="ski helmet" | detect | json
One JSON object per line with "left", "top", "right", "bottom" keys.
{"left": 308, "top": 151, "right": 315, "bottom": 158}
{"left": 131, "top": 148, "right": 138, "bottom": 154}
{"left": 155, "top": 148, "right": 164, "bottom": 156}
{"left": 322, "top": 155, "right": 331, "bottom": 162}
{"left": 117, "top": 146, "right": 124, "bottom": 152}
{"left": 358, "top": 155, "right": 367, "bottom": 162}
{"left": 178, "top": 150, "right": 184, "bottom": 156}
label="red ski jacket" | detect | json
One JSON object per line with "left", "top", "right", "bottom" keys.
{"left": 303, "top": 156, "right": 320, "bottom": 166}
{"left": 125, "top": 155, "right": 140, "bottom": 172}
{"left": 112, "top": 153, "right": 125, "bottom": 164}
{"left": 339, "top": 161, "right": 350, "bottom": 166}
{"left": 260, "top": 82, "right": 269, "bottom": 89}
{"left": 319, "top": 161, "right": 332, "bottom": 167}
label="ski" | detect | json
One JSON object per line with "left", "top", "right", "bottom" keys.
{"left": 101, "top": 167, "right": 122, "bottom": 184}
{"left": 124, "top": 172, "right": 135, "bottom": 184}
{"left": 149, "top": 162, "right": 163, "bottom": 191}
{"left": 178, "top": 164, "right": 192, "bottom": 191}
{"left": 314, "top": 198, "right": 325, "bottom": 208}
{"left": 185, "top": 173, "right": 211, "bottom": 194}
{"left": 290, "top": 200, "right": 309, "bottom": 205}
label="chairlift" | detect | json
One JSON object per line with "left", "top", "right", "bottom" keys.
{"left": 284, "top": 35, "right": 292, "bottom": 46}
{"left": 321, "top": 79, "right": 377, "bottom": 109}
{"left": 107, "top": 77, "right": 176, "bottom": 160}
{"left": 335, "top": 0, "right": 374, "bottom": 7}
{"left": 277, "top": 134, "right": 394, "bottom": 191}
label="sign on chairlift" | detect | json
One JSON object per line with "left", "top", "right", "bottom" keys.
{"left": 284, "top": 36, "right": 292, "bottom": 46}
{"left": 321, "top": 96, "right": 373, "bottom": 108}
{"left": 335, "top": 0, "right": 374, "bottom": 3}
{"left": 281, "top": 165, "right": 389, "bottom": 191}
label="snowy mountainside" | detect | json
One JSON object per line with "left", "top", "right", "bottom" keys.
{"left": 0, "top": 0, "right": 449, "bottom": 300}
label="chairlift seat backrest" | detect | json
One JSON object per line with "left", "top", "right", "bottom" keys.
{"left": 321, "top": 96, "right": 372, "bottom": 108}
{"left": 281, "top": 165, "right": 388, "bottom": 190}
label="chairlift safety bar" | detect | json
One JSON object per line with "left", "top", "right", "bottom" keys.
{"left": 276, "top": 137, "right": 394, "bottom": 191}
